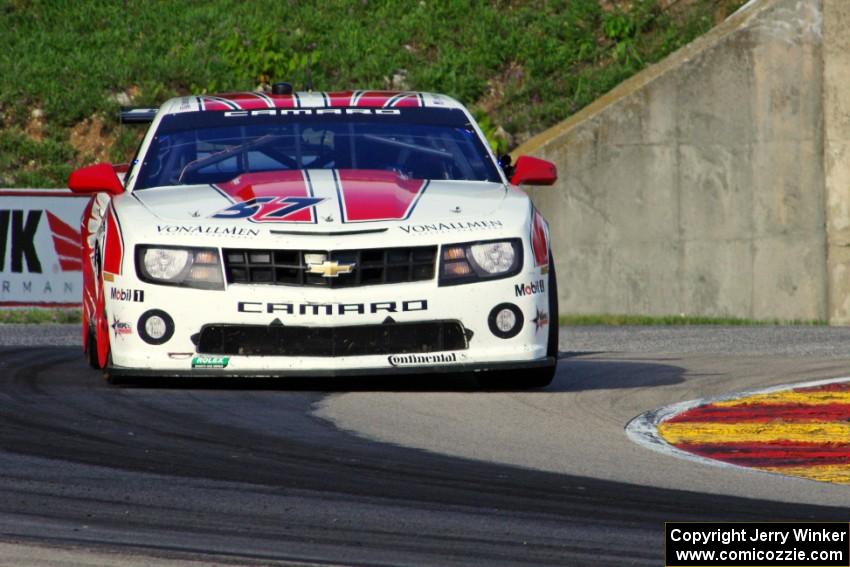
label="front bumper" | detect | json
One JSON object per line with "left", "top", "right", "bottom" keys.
{"left": 106, "top": 356, "right": 556, "bottom": 379}
{"left": 103, "top": 266, "right": 553, "bottom": 375}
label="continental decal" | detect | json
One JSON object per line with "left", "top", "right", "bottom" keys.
{"left": 388, "top": 352, "right": 458, "bottom": 366}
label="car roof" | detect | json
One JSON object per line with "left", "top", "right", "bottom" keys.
{"left": 158, "top": 91, "right": 466, "bottom": 115}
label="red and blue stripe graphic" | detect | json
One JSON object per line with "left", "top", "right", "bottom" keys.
{"left": 213, "top": 170, "right": 319, "bottom": 223}
{"left": 211, "top": 169, "right": 430, "bottom": 224}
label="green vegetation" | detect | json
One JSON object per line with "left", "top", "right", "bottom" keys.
{"left": 560, "top": 314, "right": 827, "bottom": 326}
{"left": 0, "top": 309, "right": 81, "bottom": 324}
{"left": 0, "top": 0, "right": 744, "bottom": 187}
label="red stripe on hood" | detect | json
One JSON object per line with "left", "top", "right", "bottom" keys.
{"left": 216, "top": 171, "right": 316, "bottom": 223}
{"left": 336, "top": 170, "right": 427, "bottom": 223}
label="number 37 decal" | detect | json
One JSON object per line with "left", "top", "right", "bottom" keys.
{"left": 212, "top": 196, "right": 325, "bottom": 223}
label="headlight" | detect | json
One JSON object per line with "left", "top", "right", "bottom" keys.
{"left": 468, "top": 241, "right": 516, "bottom": 274}
{"left": 439, "top": 239, "right": 522, "bottom": 285}
{"left": 143, "top": 248, "right": 190, "bottom": 280}
{"left": 136, "top": 246, "right": 224, "bottom": 290}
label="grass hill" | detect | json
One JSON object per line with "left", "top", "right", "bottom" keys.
{"left": 0, "top": 0, "right": 744, "bottom": 188}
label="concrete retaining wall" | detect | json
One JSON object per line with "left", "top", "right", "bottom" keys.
{"left": 518, "top": 0, "right": 850, "bottom": 323}
{"left": 824, "top": 0, "right": 850, "bottom": 324}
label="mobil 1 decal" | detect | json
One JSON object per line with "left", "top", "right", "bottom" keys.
{"left": 110, "top": 287, "right": 144, "bottom": 303}
{"left": 211, "top": 170, "right": 323, "bottom": 223}
{"left": 515, "top": 279, "right": 545, "bottom": 297}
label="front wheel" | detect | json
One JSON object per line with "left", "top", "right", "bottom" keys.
{"left": 102, "top": 355, "right": 125, "bottom": 385}
{"left": 88, "top": 287, "right": 111, "bottom": 371}
{"left": 86, "top": 327, "right": 100, "bottom": 369}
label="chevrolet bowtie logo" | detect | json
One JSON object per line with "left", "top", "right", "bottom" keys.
{"left": 307, "top": 260, "right": 356, "bottom": 278}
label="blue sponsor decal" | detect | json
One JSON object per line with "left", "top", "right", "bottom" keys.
{"left": 212, "top": 196, "right": 324, "bottom": 221}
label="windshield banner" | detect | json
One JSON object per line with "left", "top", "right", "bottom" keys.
{"left": 0, "top": 190, "right": 89, "bottom": 307}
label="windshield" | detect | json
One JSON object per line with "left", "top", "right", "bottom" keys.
{"left": 134, "top": 108, "right": 501, "bottom": 189}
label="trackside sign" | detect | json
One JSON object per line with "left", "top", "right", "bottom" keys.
{"left": 0, "top": 190, "right": 89, "bottom": 306}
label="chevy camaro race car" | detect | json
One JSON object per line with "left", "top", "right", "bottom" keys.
{"left": 68, "top": 88, "right": 559, "bottom": 387}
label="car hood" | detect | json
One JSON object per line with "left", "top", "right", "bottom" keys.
{"left": 130, "top": 170, "right": 514, "bottom": 232}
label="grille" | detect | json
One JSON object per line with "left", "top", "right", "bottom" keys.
{"left": 197, "top": 320, "right": 469, "bottom": 357}
{"left": 223, "top": 246, "right": 437, "bottom": 287}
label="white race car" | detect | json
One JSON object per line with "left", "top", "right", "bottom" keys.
{"left": 69, "top": 88, "right": 558, "bottom": 387}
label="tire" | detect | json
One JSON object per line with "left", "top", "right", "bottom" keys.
{"left": 477, "top": 254, "right": 558, "bottom": 390}
{"left": 86, "top": 326, "right": 100, "bottom": 369}
{"left": 102, "top": 352, "right": 125, "bottom": 386}
{"left": 544, "top": 257, "right": 559, "bottom": 359}
{"left": 90, "top": 285, "right": 111, "bottom": 371}
{"left": 87, "top": 309, "right": 118, "bottom": 385}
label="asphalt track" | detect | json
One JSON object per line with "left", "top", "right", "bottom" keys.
{"left": 0, "top": 325, "right": 849, "bottom": 566}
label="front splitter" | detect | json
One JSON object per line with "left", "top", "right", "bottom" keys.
{"left": 105, "top": 356, "right": 556, "bottom": 379}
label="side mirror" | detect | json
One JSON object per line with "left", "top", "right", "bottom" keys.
{"left": 68, "top": 163, "right": 124, "bottom": 196}
{"left": 510, "top": 155, "right": 557, "bottom": 186}
{"left": 498, "top": 154, "right": 515, "bottom": 179}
